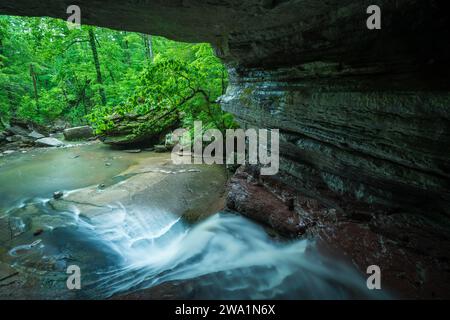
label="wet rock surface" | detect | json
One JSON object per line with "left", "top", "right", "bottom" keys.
{"left": 0, "top": 118, "right": 69, "bottom": 153}
{"left": 0, "top": 147, "right": 228, "bottom": 299}
{"left": 34, "top": 137, "right": 65, "bottom": 147}
{"left": 1, "top": 118, "right": 48, "bottom": 152}
{"left": 48, "top": 154, "right": 228, "bottom": 222}
{"left": 100, "top": 112, "right": 179, "bottom": 147}
{"left": 226, "top": 167, "right": 306, "bottom": 236}
{"left": 226, "top": 165, "right": 450, "bottom": 299}
{"left": 320, "top": 214, "right": 450, "bottom": 299}
{"left": 63, "top": 126, "right": 94, "bottom": 141}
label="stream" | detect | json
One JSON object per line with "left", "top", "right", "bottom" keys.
{"left": 0, "top": 143, "right": 387, "bottom": 299}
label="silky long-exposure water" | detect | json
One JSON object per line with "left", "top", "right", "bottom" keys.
{"left": 82, "top": 208, "right": 385, "bottom": 299}
{"left": 0, "top": 143, "right": 388, "bottom": 299}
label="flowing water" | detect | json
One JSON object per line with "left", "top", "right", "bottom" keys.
{"left": 0, "top": 143, "right": 140, "bottom": 212}
{"left": 0, "top": 143, "right": 387, "bottom": 299}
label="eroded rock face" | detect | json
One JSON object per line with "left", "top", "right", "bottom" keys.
{"left": 63, "top": 126, "right": 94, "bottom": 141}
{"left": 226, "top": 166, "right": 307, "bottom": 236}
{"left": 223, "top": 66, "right": 450, "bottom": 215}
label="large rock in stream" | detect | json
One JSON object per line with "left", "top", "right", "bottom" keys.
{"left": 28, "top": 130, "right": 45, "bottom": 139}
{"left": 0, "top": 118, "right": 50, "bottom": 151}
{"left": 35, "top": 137, "right": 65, "bottom": 147}
{"left": 3, "top": 118, "right": 49, "bottom": 136}
{"left": 63, "top": 126, "right": 94, "bottom": 141}
{"left": 100, "top": 112, "right": 179, "bottom": 147}
{"left": 48, "top": 153, "right": 227, "bottom": 223}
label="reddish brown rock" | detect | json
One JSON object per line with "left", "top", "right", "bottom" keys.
{"left": 226, "top": 166, "right": 306, "bottom": 236}
{"left": 226, "top": 165, "right": 450, "bottom": 299}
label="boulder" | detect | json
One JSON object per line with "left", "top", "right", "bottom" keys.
{"left": 35, "top": 137, "right": 65, "bottom": 147}
{"left": 63, "top": 126, "right": 94, "bottom": 141}
{"left": 164, "top": 132, "right": 176, "bottom": 148}
{"left": 7, "top": 135, "right": 25, "bottom": 142}
{"left": 226, "top": 166, "right": 306, "bottom": 236}
{"left": 101, "top": 112, "right": 179, "bottom": 147}
{"left": 123, "top": 149, "right": 141, "bottom": 153}
{"left": 28, "top": 130, "right": 45, "bottom": 139}
{"left": 5, "top": 135, "right": 34, "bottom": 147}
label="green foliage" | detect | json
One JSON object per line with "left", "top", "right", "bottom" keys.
{"left": 0, "top": 15, "right": 235, "bottom": 133}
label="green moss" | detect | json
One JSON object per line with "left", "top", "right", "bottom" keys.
{"left": 239, "top": 86, "right": 255, "bottom": 107}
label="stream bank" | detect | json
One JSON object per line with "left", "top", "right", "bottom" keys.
{"left": 0, "top": 143, "right": 227, "bottom": 299}
{"left": 0, "top": 142, "right": 384, "bottom": 299}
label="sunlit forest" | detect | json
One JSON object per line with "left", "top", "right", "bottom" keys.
{"left": 0, "top": 16, "right": 234, "bottom": 136}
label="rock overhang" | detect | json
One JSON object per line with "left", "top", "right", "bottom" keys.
{"left": 1, "top": 1, "right": 448, "bottom": 69}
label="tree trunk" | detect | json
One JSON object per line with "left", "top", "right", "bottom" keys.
{"left": 142, "top": 34, "right": 153, "bottom": 62}
{"left": 88, "top": 28, "right": 107, "bottom": 105}
{"left": 29, "top": 63, "right": 38, "bottom": 103}
{"left": 121, "top": 31, "right": 131, "bottom": 65}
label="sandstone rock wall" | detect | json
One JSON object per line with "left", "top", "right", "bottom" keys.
{"left": 222, "top": 63, "right": 450, "bottom": 216}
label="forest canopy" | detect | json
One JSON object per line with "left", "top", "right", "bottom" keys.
{"left": 0, "top": 15, "right": 235, "bottom": 139}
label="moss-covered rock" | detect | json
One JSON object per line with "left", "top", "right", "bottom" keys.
{"left": 101, "top": 111, "right": 180, "bottom": 147}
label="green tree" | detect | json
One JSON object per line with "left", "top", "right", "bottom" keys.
{"left": 0, "top": 15, "right": 235, "bottom": 137}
